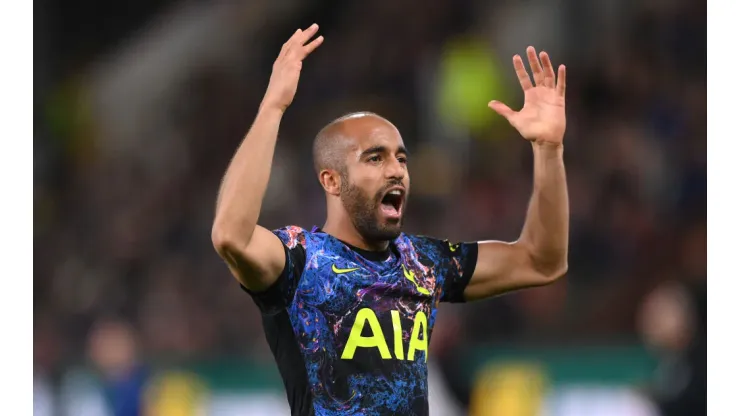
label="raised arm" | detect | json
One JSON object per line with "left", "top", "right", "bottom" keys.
{"left": 211, "top": 24, "right": 323, "bottom": 291}
{"left": 463, "top": 46, "right": 569, "bottom": 301}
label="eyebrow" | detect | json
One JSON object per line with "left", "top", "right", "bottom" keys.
{"left": 359, "top": 145, "right": 409, "bottom": 158}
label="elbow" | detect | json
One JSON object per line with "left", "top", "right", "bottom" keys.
{"left": 543, "top": 261, "right": 568, "bottom": 283}
{"left": 526, "top": 247, "right": 568, "bottom": 284}
{"left": 211, "top": 221, "right": 244, "bottom": 256}
{"left": 211, "top": 225, "right": 230, "bottom": 255}
{"left": 211, "top": 213, "right": 257, "bottom": 258}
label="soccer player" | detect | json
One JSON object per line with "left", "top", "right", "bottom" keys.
{"left": 212, "top": 24, "right": 568, "bottom": 416}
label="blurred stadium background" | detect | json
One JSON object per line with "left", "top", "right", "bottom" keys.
{"left": 34, "top": 0, "right": 706, "bottom": 415}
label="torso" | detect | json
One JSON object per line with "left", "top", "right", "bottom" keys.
{"left": 292, "top": 231, "right": 438, "bottom": 415}
{"left": 248, "top": 226, "right": 476, "bottom": 416}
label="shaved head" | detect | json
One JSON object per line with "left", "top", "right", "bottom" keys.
{"left": 312, "top": 111, "right": 392, "bottom": 175}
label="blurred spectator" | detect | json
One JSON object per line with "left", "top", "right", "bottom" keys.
{"left": 638, "top": 276, "right": 706, "bottom": 415}
{"left": 87, "top": 318, "right": 150, "bottom": 416}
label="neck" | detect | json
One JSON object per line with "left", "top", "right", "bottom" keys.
{"left": 322, "top": 213, "right": 390, "bottom": 252}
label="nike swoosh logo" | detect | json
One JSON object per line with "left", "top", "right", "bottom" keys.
{"left": 332, "top": 264, "right": 359, "bottom": 274}
{"left": 403, "top": 265, "right": 431, "bottom": 295}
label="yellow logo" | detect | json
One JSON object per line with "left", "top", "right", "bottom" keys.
{"left": 332, "top": 264, "right": 359, "bottom": 274}
{"left": 447, "top": 240, "right": 459, "bottom": 252}
{"left": 402, "top": 265, "right": 430, "bottom": 295}
{"left": 341, "top": 308, "right": 428, "bottom": 362}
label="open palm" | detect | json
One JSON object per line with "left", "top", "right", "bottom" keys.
{"left": 489, "top": 47, "right": 566, "bottom": 144}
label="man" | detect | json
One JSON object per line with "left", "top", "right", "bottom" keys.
{"left": 212, "top": 24, "right": 568, "bottom": 416}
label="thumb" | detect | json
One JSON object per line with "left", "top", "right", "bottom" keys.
{"left": 488, "top": 100, "right": 516, "bottom": 121}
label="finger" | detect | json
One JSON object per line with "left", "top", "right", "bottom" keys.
{"left": 539, "top": 51, "right": 556, "bottom": 88}
{"left": 299, "top": 23, "right": 319, "bottom": 45}
{"left": 488, "top": 100, "right": 516, "bottom": 121}
{"left": 513, "top": 55, "right": 533, "bottom": 91}
{"left": 279, "top": 29, "right": 302, "bottom": 59}
{"left": 287, "top": 25, "right": 321, "bottom": 60}
{"left": 526, "top": 46, "right": 545, "bottom": 86}
{"left": 301, "top": 35, "right": 324, "bottom": 58}
{"left": 288, "top": 28, "right": 304, "bottom": 45}
{"left": 556, "top": 65, "right": 566, "bottom": 97}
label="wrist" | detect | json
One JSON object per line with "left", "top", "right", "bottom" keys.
{"left": 257, "top": 101, "right": 286, "bottom": 119}
{"left": 531, "top": 140, "right": 564, "bottom": 157}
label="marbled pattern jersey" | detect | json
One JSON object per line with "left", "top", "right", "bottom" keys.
{"left": 243, "top": 226, "right": 478, "bottom": 416}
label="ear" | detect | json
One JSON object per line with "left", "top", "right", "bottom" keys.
{"left": 319, "top": 170, "right": 341, "bottom": 196}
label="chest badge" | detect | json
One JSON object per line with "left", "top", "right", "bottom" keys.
{"left": 402, "top": 265, "right": 430, "bottom": 295}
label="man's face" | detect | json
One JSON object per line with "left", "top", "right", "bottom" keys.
{"left": 340, "top": 118, "right": 410, "bottom": 242}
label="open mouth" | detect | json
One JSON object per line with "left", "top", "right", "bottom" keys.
{"left": 380, "top": 187, "right": 405, "bottom": 219}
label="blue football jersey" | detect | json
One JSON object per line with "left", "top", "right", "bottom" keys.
{"left": 243, "top": 226, "right": 478, "bottom": 416}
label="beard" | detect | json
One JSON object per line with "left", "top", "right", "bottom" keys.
{"left": 340, "top": 173, "right": 405, "bottom": 242}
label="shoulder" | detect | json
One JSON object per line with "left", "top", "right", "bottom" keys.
{"left": 401, "top": 233, "right": 458, "bottom": 256}
{"left": 400, "top": 233, "right": 478, "bottom": 271}
{"left": 271, "top": 226, "right": 311, "bottom": 249}
{"left": 272, "top": 225, "right": 332, "bottom": 253}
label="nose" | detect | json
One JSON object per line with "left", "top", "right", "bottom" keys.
{"left": 385, "top": 158, "right": 405, "bottom": 180}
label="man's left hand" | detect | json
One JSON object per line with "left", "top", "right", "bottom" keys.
{"left": 489, "top": 46, "right": 566, "bottom": 145}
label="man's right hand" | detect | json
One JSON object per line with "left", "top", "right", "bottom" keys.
{"left": 261, "top": 24, "right": 324, "bottom": 113}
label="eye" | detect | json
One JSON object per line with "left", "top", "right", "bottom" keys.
{"left": 397, "top": 156, "right": 408, "bottom": 165}
{"left": 368, "top": 155, "right": 381, "bottom": 163}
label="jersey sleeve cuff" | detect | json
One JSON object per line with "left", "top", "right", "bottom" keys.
{"left": 446, "top": 242, "right": 479, "bottom": 303}
{"left": 461, "top": 241, "right": 479, "bottom": 284}
{"left": 240, "top": 243, "right": 292, "bottom": 315}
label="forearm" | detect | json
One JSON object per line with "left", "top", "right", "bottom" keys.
{"left": 518, "top": 142, "right": 569, "bottom": 275}
{"left": 212, "top": 105, "right": 284, "bottom": 246}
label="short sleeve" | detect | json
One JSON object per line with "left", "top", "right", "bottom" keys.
{"left": 241, "top": 226, "right": 307, "bottom": 315}
{"left": 435, "top": 239, "right": 479, "bottom": 303}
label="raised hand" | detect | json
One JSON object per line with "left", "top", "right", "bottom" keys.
{"left": 489, "top": 46, "right": 566, "bottom": 145}
{"left": 262, "top": 24, "right": 324, "bottom": 113}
